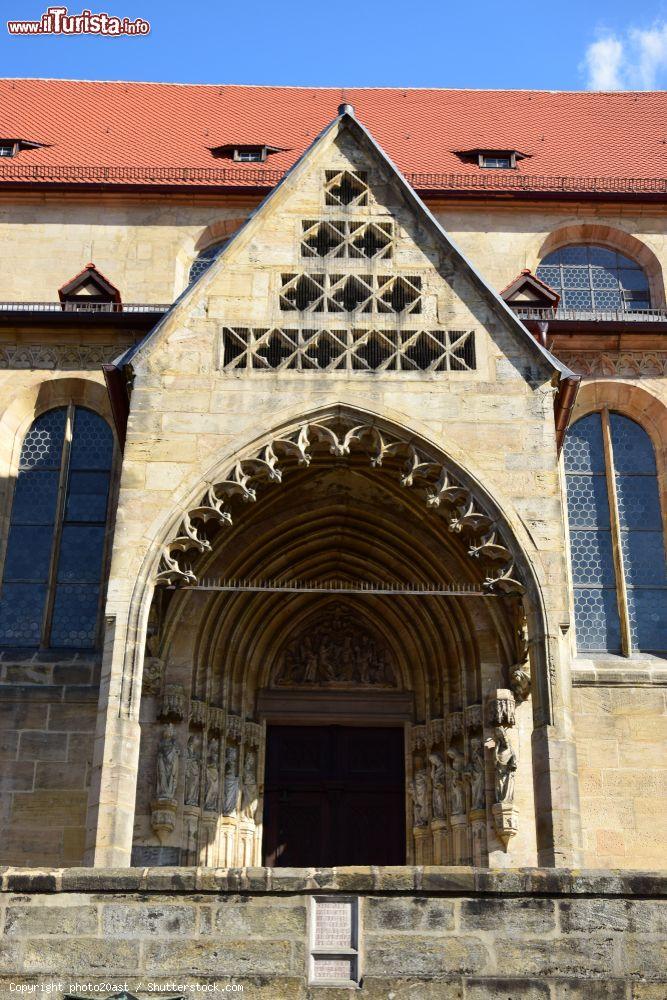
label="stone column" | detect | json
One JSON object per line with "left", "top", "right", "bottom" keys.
{"left": 431, "top": 818, "right": 449, "bottom": 864}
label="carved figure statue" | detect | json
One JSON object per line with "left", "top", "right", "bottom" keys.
{"left": 447, "top": 746, "right": 466, "bottom": 816}
{"left": 203, "top": 738, "right": 220, "bottom": 812}
{"left": 222, "top": 745, "right": 240, "bottom": 816}
{"left": 184, "top": 734, "right": 202, "bottom": 807}
{"left": 240, "top": 749, "right": 259, "bottom": 822}
{"left": 410, "top": 766, "right": 430, "bottom": 827}
{"left": 465, "top": 737, "right": 486, "bottom": 811}
{"left": 429, "top": 752, "right": 446, "bottom": 820}
{"left": 488, "top": 727, "right": 518, "bottom": 804}
{"left": 156, "top": 723, "right": 179, "bottom": 801}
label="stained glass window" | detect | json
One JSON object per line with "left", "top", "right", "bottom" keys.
{"left": 0, "top": 406, "right": 114, "bottom": 649}
{"left": 564, "top": 412, "right": 667, "bottom": 654}
{"left": 536, "top": 245, "right": 651, "bottom": 312}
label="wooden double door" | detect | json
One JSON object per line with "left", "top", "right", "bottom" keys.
{"left": 263, "top": 724, "right": 406, "bottom": 867}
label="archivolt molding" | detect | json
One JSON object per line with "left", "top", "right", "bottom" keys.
{"left": 155, "top": 414, "right": 525, "bottom": 595}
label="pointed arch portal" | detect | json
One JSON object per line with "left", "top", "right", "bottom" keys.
{"left": 121, "top": 408, "right": 552, "bottom": 870}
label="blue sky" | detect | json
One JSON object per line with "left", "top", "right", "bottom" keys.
{"left": 1, "top": 0, "right": 667, "bottom": 89}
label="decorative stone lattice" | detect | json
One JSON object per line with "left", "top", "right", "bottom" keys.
{"left": 219, "top": 327, "right": 475, "bottom": 373}
{"left": 279, "top": 273, "right": 422, "bottom": 314}
{"left": 301, "top": 220, "right": 392, "bottom": 259}
{"left": 154, "top": 415, "right": 524, "bottom": 595}
{"left": 324, "top": 169, "right": 369, "bottom": 207}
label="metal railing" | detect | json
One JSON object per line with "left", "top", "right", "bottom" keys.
{"left": 513, "top": 306, "right": 667, "bottom": 323}
{"left": 0, "top": 301, "right": 170, "bottom": 313}
{"left": 0, "top": 162, "right": 665, "bottom": 196}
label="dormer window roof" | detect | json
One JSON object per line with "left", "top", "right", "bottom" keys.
{"left": 0, "top": 137, "right": 45, "bottom": 158}
{"left": 454, "top": 148, "right": 530, "bottom": 170}
{"left": 209, "top": 143, "right": 286, "bottom": 163}
{"left": 501, "top": 268, "right": 560, "bottom": 312}
{"left": 58, "top": 262, "right": 122, "bottom": 311}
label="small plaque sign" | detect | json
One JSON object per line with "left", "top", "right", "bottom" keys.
{"left": 309, "top": 896, "right": 359, "bottom": 986}
{"left": 130, "top": 845, "right": 181, "bottom": 866}
{"left": 314, "top": 898, "right": 353, "bottom": 949}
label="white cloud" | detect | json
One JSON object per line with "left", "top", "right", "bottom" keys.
{"left": 582, "top": 22, "right": 667, "bottom": 90}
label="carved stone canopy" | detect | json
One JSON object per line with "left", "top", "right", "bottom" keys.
{"left": 154, "top": 414, "right": 525, "bottom": 596}
{"left": 272, "top": 602, "right": 398, "bottom": 689}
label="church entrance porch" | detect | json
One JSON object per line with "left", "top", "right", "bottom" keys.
{"left": 122, "top": 414, "right": 547, "bottom": 870}
{"left": 263, "top": 724, "right": 405, "bottom": 867}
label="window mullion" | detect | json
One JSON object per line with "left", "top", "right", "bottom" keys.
{"left": 41, "top": 402, "right": 74, "bottom": 648}
{"left": 601, "top": 407, "right": 632, "bottom": 656}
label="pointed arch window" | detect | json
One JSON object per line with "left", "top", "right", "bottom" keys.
{"left": 0, "top": 405, "right": 114, "bottom": 649}
{"left": 537, "top": 245, "right": 650, "bottom": 312}
{"left": 564, "top": 411, "right": 667, "bottom": 655}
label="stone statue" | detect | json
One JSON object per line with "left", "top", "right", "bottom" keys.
{"left": 240, "top": 749, "right": 259, "bottom": 822}
{"left": 429, "top": 752, "right": 446, "bottom": 820}
{"left": 156, "top": 723, "right": 179, "bottom": 801}
{"left": 490, "top": 726, "right": 518, "bottom": 804}
{"left": 203, "top": 737, "right": 220, "bottom": 812}
{"left": 184, "top": 734, "right": 202, "bottom": 807}
{"left": 465, "top": 737, "right": 486, "bottom": 811}
{"left": 447, "top": 746, "right": 466, "bottom": 816}
{"left": 222, "top": 745, "right": 240, "bottom": 816}
{"left": 410, "top": 766, "right": 429, "bottom": 827}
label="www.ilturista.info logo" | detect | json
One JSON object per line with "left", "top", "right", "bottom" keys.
{"left": 7, "top": 6, "right": 150, "bottom": 35}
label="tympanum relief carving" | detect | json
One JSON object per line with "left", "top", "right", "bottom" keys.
{"left": 272, "top": 604, "right": 397, "bottom": 688}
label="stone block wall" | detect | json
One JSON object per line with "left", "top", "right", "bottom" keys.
{"left": 0, "top": 658, "right": 99, "bottom": 867}
{"left": 573, "top": 685, "right": 667, "bottom": 869}
{"left": 0, "top": 867, "right": 664, "bottom": 997}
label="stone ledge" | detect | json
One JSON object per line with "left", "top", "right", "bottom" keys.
{"left": 0, "top": 866, "right": 665, "bottom": 897}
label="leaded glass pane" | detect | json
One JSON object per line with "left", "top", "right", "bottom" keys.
{"left": 621, "top": 532, "right": 667, "bottom": 586}
{"left": 69, "top": 409, "right": 113, "bottom": 470}
{"left": 50, "top": 584, "right": 100, "bottom": 648}
{"left": 18, "top": 408, "right": 66, "bottom": 470}
{"left": 615, "top": 476, "right": 662, "bottom": 529}
{"left": 590, "top": 267, "right": 619, "bottom": 289}
{"left": 566, "top": 475, "right": 611, "bottom": 528}
{"left": 592, "top": 290, "right": 622, "bottom": 310}
{"left": 573, "top": 588, "right": 622, "bottom": 652}
{"left": 564, "top": 413, "right": 605, "bottom": 473}
{"left": 609, "top": 414, "right": 656, "bottom": 473}
{"left": 558, "top": 246, "right": 588, "bottom": 265}
{"left": 10, "top": 470, "right": 59, "bottom": 524}
{"left": 562, "top": 267, "right": 589, "bottom": 288}
{"left": 627, "top": 589, "right": 667, "bottom": 652}
{"left": 619, "top": 269, "right": 648, "bottom": 291}
{"left": 562, "top": 289, "right": 593, "bottom": 310}
{"left": 589, "top": 247, "right": 617, "bottom": 267}
{"left": 65, "top": 471, "right": 110, "bottom": 522}
{"left": 56, "top": 525, "right": 105, "bottom": 582}
{"left": 0, "top": 583, "right": 47, "bottom": 646}
{"left": 570, "top": 530, "right": 615, "bottom": 586}
{"left": 3, "top": 525, "right": 54, "bottom": 581}
{"left": 188, "top": 243, "right": 226, "bottom": 284}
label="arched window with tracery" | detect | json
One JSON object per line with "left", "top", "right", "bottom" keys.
{"left": 564, "top": 411, "right": 667, "bottom": 655}
{"left": 0, "top": 405, "right": 114, "bottom": 649}
{"left": 537, "top": 245, "right": 651, "bottom": 313}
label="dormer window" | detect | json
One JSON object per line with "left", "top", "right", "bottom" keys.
{"left": 0, "top": 138, "right": 46, "bottom": 158}
{"left": 58, "top": 262, "right": 122, "bottom": 312}
{"left": 454, "top": 148, "right": 529, "bottom": 170}
{"left": 209, "top": 143, "right": 285, "bottom": 163}
{"left": 480, "top": 153, "right": 513, "bottom": 170}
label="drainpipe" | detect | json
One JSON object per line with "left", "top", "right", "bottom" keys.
{"left": 554, "top": 373, "right": 581, "bottom": 454}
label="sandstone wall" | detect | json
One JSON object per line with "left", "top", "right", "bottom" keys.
{"left": 0, "top": 193, "right": 663, "bottom": 306}
{"left": 0, "top": 867, "right": 664, "bottom": 998}
{"left": 573, "top": 685, "right": 667, "bottom": 870}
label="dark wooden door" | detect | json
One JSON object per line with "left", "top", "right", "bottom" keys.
{"left": 263, "top": 725, "right": 405, "bottom": 867}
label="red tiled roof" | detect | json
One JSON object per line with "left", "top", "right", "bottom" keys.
{"left": 0, "top": 80, "right": 665, "bottom": 195}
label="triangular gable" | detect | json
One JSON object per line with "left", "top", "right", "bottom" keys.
{"left": 59, "top": 261, "right": 121, "bottom": 304}
{"left": 502, "top": 268, "right": 560, "bottom": 310}
{"left": 118, "top": 106, "right": 573, "bottom": 381}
